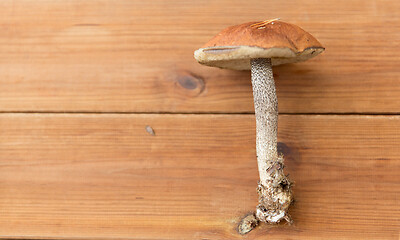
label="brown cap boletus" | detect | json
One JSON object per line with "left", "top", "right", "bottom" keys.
{"left": 194, "top": 19, "right": 324, "bottom": 233}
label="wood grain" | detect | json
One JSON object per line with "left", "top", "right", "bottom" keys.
{"left": 1, "top": 1, "right": 399, "bottom": 239}
{"left": 0, "top": 114, "right": 398, "bottom": 239}
{"left": 0, "top": 0, "right": 399, "bottom": 113}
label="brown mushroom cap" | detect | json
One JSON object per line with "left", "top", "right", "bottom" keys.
{"left": 194, "top": 20, "right": 325, "bottom": 70}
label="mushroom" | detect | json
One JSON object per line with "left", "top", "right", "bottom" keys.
{"left": 194, "top": 19, "right": 324, "bottom": 228}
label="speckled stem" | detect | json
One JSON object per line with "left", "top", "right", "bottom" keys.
{"left": 251, "top": 58, "right": 278, "bottom": 185}
{"left": 250, "top": 58, "right": 293, "bottom": 224}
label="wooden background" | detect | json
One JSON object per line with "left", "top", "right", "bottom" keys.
{"left": 0, "top": 0, "right": 399, "bottom": 239}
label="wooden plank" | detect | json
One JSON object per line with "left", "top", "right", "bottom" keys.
{"left": 0, "top": 114, "right": 398, "bottom": 239}
{"left": 0, "top": 0, "right": 399, "bottom": 113}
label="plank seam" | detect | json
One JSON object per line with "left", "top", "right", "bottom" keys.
{"left": 0, "top": 111, "right": 399, "bottom": 116}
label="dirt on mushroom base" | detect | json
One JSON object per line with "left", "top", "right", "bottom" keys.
{"left": 238, "top": 212, "right": 259, "bottom": 235}
{"left": 238, "top": 154, "right": 293, "bottom": 234}
{"left": 256, "top": 154, "right": 293, "bottom": 223}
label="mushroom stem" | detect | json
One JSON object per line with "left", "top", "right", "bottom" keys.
{"left": 251, "top": 58, "right": 278, "bottom": 185}
{"left": 250, "top": 58, "right": 293, "bottom": 224}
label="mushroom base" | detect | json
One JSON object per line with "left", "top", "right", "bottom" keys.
{"left": 256, "top": 154, "right": 293, "bottom": 224}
